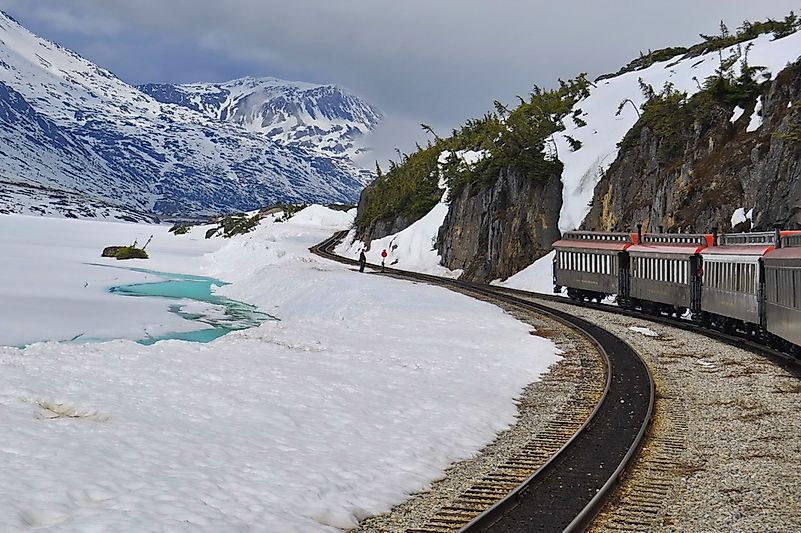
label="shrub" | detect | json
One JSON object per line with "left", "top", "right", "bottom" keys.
{"left": 169, "top": 223, "right": 190, "bottom": 235}
{"left": 114, "top": 247, "right": 149, "bottom": 260}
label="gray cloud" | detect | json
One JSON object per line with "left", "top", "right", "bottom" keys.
{"left": 2, "top": 0, "right": 799, "bottom": 163}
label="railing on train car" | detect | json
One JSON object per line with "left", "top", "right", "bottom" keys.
{"left": 563, "top": 231, "right": 633, "bottom": 242}
{"left": 782, "top": 234, "right": 801, "bottom": 248}
{"left": 641, "top": 233, "right": 709, "bottom": 246}
{"left": 718, "top": 232, "right": 777, "bottom": 246}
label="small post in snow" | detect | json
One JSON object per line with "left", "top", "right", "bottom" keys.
{"left": 381, "top": 249, "right": 388, "bottom": 273}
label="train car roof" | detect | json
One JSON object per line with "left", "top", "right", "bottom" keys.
{"left": 701, "top": 245, "right": 775, "bottom": 256}
{"left": 627, "top": 244, "right": 706, "bottom": 255}
{"left": 552, "top": 239, "right": 633, "bottom": 252}
{"left": 764, "top": 246, "right": 801, "bottom": 260}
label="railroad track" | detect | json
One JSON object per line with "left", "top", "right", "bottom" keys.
{"left": 311, "top": 232, "right": 655, "bottom": 532}
{"left": 487, "top": 286, "right": 801, "bottom": 374}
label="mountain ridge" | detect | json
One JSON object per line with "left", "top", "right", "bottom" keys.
{"left": 0, "top": 10, "right": 377, "bottom": 221}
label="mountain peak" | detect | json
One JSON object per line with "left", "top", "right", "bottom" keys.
{"left": 139, "top": 76, "right": 382, "bottom": 162}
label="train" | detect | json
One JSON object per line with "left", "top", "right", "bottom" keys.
{"left": 552, "top": 227, "right": 801, "bottom": 355}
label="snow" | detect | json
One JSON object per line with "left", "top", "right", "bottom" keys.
{"left": 629, "top": 326, "right": 659, "bottom": 337}
{"left": 730, "top": 105, "right": 746, "bottom": 123}
{"left": 0, "top": 207, "right": 561, "bottom": 531}
{"left": 747, "top": 96, "right": 764, "bottom": 132}
{"left": 493, "top": 251, "right": 557, "bottom": 294}
{"left": 730, "top": 207, "right": 754, "bottom": 228}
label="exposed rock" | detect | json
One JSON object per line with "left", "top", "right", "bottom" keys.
{"left": 355, "top": 184, "right": 418, "bottom": 244}
{"left": 101, "top": 246, "right": 123, "bottom": 258}
{"left": 583, "top": 60, "right": 801, "bottom": 233}
{"left": 102, "top": 246, "right": 148, "bottom": 260}
{"left": 437, "top": 167, "right": 563, "bottom": 282}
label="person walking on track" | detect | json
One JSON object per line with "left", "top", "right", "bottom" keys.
{"left": 358, "top": 249, "right": 367, "bottom": 273}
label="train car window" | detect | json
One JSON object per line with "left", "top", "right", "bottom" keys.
{"left": 766, "top": 268, "right": 774, "bottom": 302}
{"left": 737, "top": 263, "right": 743, "bottom": 293}
{"left": 727, "top": 263, "right": 733, "bottom": 291}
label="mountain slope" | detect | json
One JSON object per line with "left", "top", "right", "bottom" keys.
{"left": 140, "top": 77, "right": 382, "bottom": 163}
{"left": 0, "top": 11, "right": 372, "bottom": 219}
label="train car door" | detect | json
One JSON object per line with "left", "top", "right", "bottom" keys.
{"left": 690, "top": 255, "right": 703, "bottom": 313}
{"left": 618, "top": 251, "right": 631, "bottom": 307}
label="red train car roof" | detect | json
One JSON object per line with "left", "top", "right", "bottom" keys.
{"left": 701, "top": 245, "right": 775, "bottom": 256}
{"left": 627, "top": 244, "right": 707, "bottom": 255}
{"left": 764, "top": 247, "right": 801, "bottom": 260}
{"left": 627, "top": 233, "right": 713, "bottom": 255}
{"left": 552, "top": 239, "right": 633, "bottom": 252}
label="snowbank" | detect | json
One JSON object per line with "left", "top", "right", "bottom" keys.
{"left": 337, "top": 203, "right": 461, "bottom": 278}
{"left": 0, "top": 207, "right": 560, "bottom": 531}
{"left": 493, "top": 251, "right": 557, "bottom": 294}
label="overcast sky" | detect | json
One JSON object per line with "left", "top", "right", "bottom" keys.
{"left": 1, "top": 0, "right": 798, "bottom": 162}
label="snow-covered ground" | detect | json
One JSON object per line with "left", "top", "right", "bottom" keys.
{"left": 0, "top": 207, "right": 560, "bottom": 531}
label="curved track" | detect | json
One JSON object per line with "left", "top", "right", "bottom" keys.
{"left": 311, "top": 233, "right": 654, "bottom": 532}
{"left": 489, "top": 286, "right": 801, "bottom": 374}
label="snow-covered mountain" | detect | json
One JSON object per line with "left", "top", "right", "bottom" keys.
{"left": 0, "top": 11, "right": 375, "bottom": 220}
{"left": 139, "top": 77, "right": 382, "bottom": 162}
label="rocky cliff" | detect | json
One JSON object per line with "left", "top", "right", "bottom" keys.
{"left": 583, "top": 60, "right": 801, "bottom": 233}
{"left": 437, "top": 167, "right": 562, "bottom": 282}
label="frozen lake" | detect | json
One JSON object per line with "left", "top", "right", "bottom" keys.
{"left": 0, "top": 215, "right": 230, "bottom": 347}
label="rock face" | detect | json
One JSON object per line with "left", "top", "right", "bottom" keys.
{"left": 437, "top": 167, "right": 563, "bottom": 282}
{"left": 354, "top": 185, "right": 418, "bottom": 245}
{"left": 583, "top": 60, "right": 801, "bottom": 233}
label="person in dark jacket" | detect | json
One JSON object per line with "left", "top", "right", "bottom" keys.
{"left": 358, "top": 249, "right": 367, "bottom": 272}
